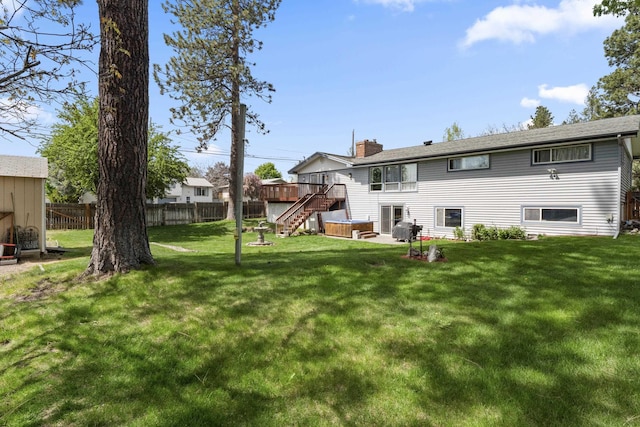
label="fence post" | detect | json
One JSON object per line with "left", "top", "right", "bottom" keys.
{"left": 84, "top": 204, "right": 91, "bottom": 229}
{"left": 162, "top": 203, "right": 167, "bottom": 226}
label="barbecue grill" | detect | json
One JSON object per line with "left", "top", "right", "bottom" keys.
{"left": 392, "top": 220, "right": 423, "bottom": 241}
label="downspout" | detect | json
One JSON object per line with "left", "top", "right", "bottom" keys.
{"left": 614, "top": 134, "right": 624, "bottom": 239}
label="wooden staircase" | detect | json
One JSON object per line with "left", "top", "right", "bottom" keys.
{"left": 275, "top": 184, "right": 346, "bottom": 236}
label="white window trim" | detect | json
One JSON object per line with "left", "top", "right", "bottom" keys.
{"left": 369, "top": 163, "right": 417, "bottom": 193}
{"left": 532, "top": 143, "right": 592, "bottom": 165}
{"left": 435, "top": 207, "right": 463, "bottom": 228}
{"left": 522, "top": 206, "right": 581, "bottom": 224}
{"left": 447, "top": 154, "right": 490, "bottom": 171}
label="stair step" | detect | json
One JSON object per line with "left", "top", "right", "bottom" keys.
{"left": 359, "top": 231, "right": 378, "bottom": 239}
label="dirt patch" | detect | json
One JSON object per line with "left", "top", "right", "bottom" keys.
{"left": 0, "top": 255, "right": 67, "bottom": 278}
{"left": 150, "top": 242, "right": 197, "bottom": 252}
{"left": 14, "top": 278, "right": 62, "bottom": 302}
{"left": 401, "top": 255, "right": 448, "bottom": 263}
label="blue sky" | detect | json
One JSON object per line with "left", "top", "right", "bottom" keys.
{"left": 0, "top": 0, "right": 623, "bottom": 179}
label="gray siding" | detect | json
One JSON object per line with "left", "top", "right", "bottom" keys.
{"left": 344, "top": 140, "right": 622, "bottom": 237}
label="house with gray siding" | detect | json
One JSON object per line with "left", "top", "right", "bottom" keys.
{"left": 278, "top": 115, "right": 640, "bottom": 238}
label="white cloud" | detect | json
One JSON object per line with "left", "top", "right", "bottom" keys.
{"left": 2, "top": 0, "right": 24, "bottom": 16}
{"left": 0, "top": 98, "right": 53, "bottom": 124}
{"left": 521, "top": 97, "right": 540, "bottom": 108}
{"left": 354, "top": 0, "right": 429, "bottom": 13}
{"left": 538, "top": 83, "right": 589, "bottom": 104}
{"left": 460, "top": 0, "right": 621, "bottom": 48}
{"left": 182, "top": 143, "right": 226, "bottom": 164}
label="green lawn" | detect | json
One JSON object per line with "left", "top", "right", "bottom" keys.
{"left": 1, "top": 221, "right": 639, "bottom": 426}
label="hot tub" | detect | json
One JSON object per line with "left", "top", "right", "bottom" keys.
{"left": 324, "top": 219, "right": 373, "bottom": 238}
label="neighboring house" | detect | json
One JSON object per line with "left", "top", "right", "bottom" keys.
{"left": 158, "top": 177, "right": 214, "bottom": 204}
{"left": 0, "top": 155, "right": 48, "bottom": 255}
{"left": 273, "top": 115, "right": 640, "bottom": 238}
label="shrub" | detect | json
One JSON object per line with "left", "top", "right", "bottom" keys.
{"left": 453, "top": 226, "right": 465, "bottom": 240}
{"left": 472, "top": 224, "right": 526, "bottom": 241}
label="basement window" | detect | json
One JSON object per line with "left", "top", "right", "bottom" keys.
{"left": 523, "top": 207, "right": 580, "bottom": 223}
{"left": 435, "top": 207, "right": 462, "bottom": 228}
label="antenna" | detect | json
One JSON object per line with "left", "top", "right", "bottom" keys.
{"left": 352, "top": 129, "right": 355, "bottom": 157}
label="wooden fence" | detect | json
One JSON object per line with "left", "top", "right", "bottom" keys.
{"left": 46, "top": 201, "right": 265, "bottom": 230}
{"left": 627, "top": 191, "right": 640, "bottom": 220}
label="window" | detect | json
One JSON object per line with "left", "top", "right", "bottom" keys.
{"left": 448, "top": 154, "right": 489, "bottom": 171}
{"left": 385, "top": 165, "right": 400, "bottom": 191}
{"left": 436, "top": 207, "right": 462, "bottom": 228}
{"left": 195, "top": 187, "right": 209, "bottom": 197}
{"left": 523, "top": 207, "right": 580, "bottom": 223}
{"left": 370, "top": 167, "right": 382, "bottom": 191}
{"left": 401, "top": 164, "right": 417, "bottom": 191}
{"left": 533, "top": 144, "right": 591, "bottom": 164}
{"left": 369, "top": 163, "right": 416, "bottom": 192}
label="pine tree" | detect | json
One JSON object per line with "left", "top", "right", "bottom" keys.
{"left": 86, "top": 0, "right": 153, "bottom": 275}
{"left": 528, "top": 106, "right": 554, "bottom": 129}
{"left": 154, "top": 0, "right": 281, "bottom": 220}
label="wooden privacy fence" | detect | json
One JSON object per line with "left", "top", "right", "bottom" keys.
{"left": 46, "top": 201, "right": 265, "bottom": 230}
{"left": 627, "top": 192, "right": 640, "bottom": 220}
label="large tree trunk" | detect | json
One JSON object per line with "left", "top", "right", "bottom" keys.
{"left": 86, "top": 0, "right": 154, "bottom": 275}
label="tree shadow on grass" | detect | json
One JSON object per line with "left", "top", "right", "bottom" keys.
{"left": 4, "top": 235, "right": 640, "bottom": 425}
{"left": 380, "top": 237, "right": 640, "bottom": 425}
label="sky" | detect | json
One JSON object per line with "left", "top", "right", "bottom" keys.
{"left": 0, "top": 0, "right": 624, "bottom": 179}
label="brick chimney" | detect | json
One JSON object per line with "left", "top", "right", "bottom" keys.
{"left": 355, "top": 139, "right": 383, "bottom": 158}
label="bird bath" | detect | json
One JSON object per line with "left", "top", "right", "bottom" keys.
{"left": 247, "top": 221, "right": 273, "bottom": 246}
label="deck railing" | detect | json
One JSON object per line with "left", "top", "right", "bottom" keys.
{"left": 275, "top": 184, "right": 346, "bottom": 235}
{"left": 260, "top": 183, "right": 325, "bottom": 202}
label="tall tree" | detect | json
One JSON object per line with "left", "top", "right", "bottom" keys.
{"left": 562, "top": 88, "right": 605, "bottom": 124}
{"left": 528, "top": 106, "right": 554, "bottom": 129}
{"left": 146, "top": 123, "right": 191, "bottom": 200}
{"left": 593, "top": 9, "right": 640, "bottom": 117}
{"left": 581, "top": 86, "right": 606, "bottom": 121}
{"left": 188, "top": 165, "right": 206, "bottom": 178}
{"left": 39, "top": 98, "right": 188, "bottom": 202}
{"left": 243, "top": 172, "right": 262, "bottom": 200}
{"left": 442, "top": 121, "right": 465, "bottom": 141}
{"left": 205, "top": 161, "right": 231, "bottom": 199}
{"left": 479, "top": 122, "right": 524, "bottom": 136}
{"left": 155, "top": 0, "right": 280, "bottom": 220}
{"left": 0, "top": 0, "right": 96, "bottom": 140}
{"left": 254, "top": 162, "right": 282, "bottom": 179}
{"left": 86, "top": 0, "right": 152, "bottom": 275}
{"left": 594, "top": 0, "right": 640, "bottom": 16}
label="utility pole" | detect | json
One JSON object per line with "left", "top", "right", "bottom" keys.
{"left": 234, "top": 103, "right": 246, "bottom": 266}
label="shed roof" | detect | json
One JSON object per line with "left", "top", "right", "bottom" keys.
{"left": 185, "top": 177, "right": 214, "bottom": 187}
{"left": 0, "top": 155, "right": 48, "bottom": 178}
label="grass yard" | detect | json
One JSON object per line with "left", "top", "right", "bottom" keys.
{"left": 1, "top": 220, "right": 639, "bottom": 426}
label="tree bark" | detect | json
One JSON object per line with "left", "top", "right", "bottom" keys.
{"left": 86, "top": 0, "right": 154, "bottom": 275}
{"left": 226, "top": 0, "right": 242, "bottom": 221}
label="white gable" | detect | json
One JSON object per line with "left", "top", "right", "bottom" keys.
{"left": 296, "top": 156, "right": 350, "bottom": 174}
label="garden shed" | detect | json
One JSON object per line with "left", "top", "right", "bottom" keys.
{"left": 0, "top": 155, "right": 48, "bottom": 257}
